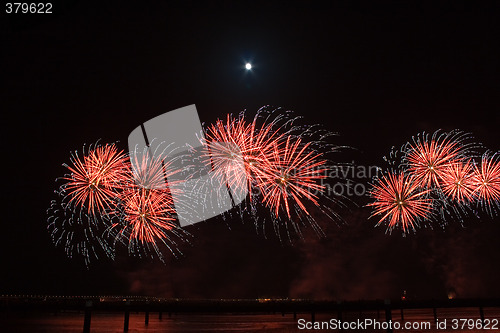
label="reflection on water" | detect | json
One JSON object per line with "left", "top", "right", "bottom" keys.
{"left": 0, "top": 307, "right": 498, "bottom": 332}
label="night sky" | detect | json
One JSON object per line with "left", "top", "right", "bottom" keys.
{"left": 1, "top": 1, "right": 499, "bottom": 300}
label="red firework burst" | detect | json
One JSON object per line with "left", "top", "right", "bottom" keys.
{"left": 127, "top": 149, "right": 176, "bottom": 190}
{"left": 86, "top": 144, "right": 130, "bottom": 188}
{"left": 204, "top": 113, "right": 285, "bottom": 196}
{"left": 368, "top": 171, "right": 433, "bottom": 232}
{"left": 405, "top": 131, "right": 467, "bottom": 189}
{"left": 440, "top": 160, "right": 476, "bottom": 204}
{"left": 118, "top": 188, "right": 177, "bottom": 245}
{"left": 115, "top": 149, "right": 183, "bottom": 248}
{"left": 62, "top": 143, "right": 128, "bottom": 215}
{"left": 257, "top": 136, "right": 327, "bottom": 218}
{"left": 472, "top": 153, "right": 500, "bottom": 207}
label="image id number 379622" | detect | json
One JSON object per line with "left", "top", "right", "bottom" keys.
{"left": 5, "top": 3, "right": 52, "bottom": 14}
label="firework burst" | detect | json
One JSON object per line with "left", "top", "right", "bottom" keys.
{"left": 204, "top": 112, "right": 287, "bottom": 197}
{"left": 404, "top": 130, "right": 474, "bottom": 189}
{"left": 112, "top": 147, "right": 189, "bottom": 260}
{"left": 61, "top": 143, "right": 128, "bottom": 215}
{"left": 46, "top": 143, "right": 128, "bottom": 266}
{"left": 114, "top": 188, "right": 186, "bottom": 260}
{"left": 202, "top": 107, "right": 345, "bottom": 239}
{"left": 368, "top": 171, "right": 433, "bottom": 233}
{"left": 440, "top": 160, "right": 476, "bottom": 205}
{"left": 472, "top": 152, "right": 500, "bottom": 214}
{"left": 257, "top": 136, "right": 328, "bottom": 219}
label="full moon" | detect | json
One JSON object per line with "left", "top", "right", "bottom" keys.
{"left": 245, "top": 63, "right": 252, "bottom": 70}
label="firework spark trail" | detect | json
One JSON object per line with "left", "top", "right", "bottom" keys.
{"left": 368, "top": 171, "right": 433, "bottom": 233}
{"left": 112, "top": 146, "right": 190, "bottom": 260}
{"left": 402, "top": 130, "right": 477, "bottom": 188}
{"left": 61, "top": 143, "right": 128, "bottom": 216}
{"left": 47, "top": 188, "right": 116, "bottom": 266}
{"left": 127, "top": 144, "right": 178, "bottom": 190}
{"left": 114, "top": 188, "right": 186, "bottom": 260}
{"left": 204, "top": 115, "right": 262, "bottom": 197}
{"left": 440, "top": 160, "right": 476, "bottom": 205}
{"left": 258, "top": 136, "right": 328, "bottom": 218}
{"left": 472, "top": 152, "right": 500, "bottom": 215}
{"left": 122, "top": 190, "right": 174, "bottom": 242}
{"left": 203, "top": 110, "right": 291, "bottom": 198}
{"left": 404, "top": 130, "right": 475, "bottom": 189}
{"left": 86, "top": 143, "right": 131, "bottom": 189}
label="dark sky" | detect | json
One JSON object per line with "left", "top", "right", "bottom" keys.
{"left": 1, "top": 0, "right": 499, "bottom": 300}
